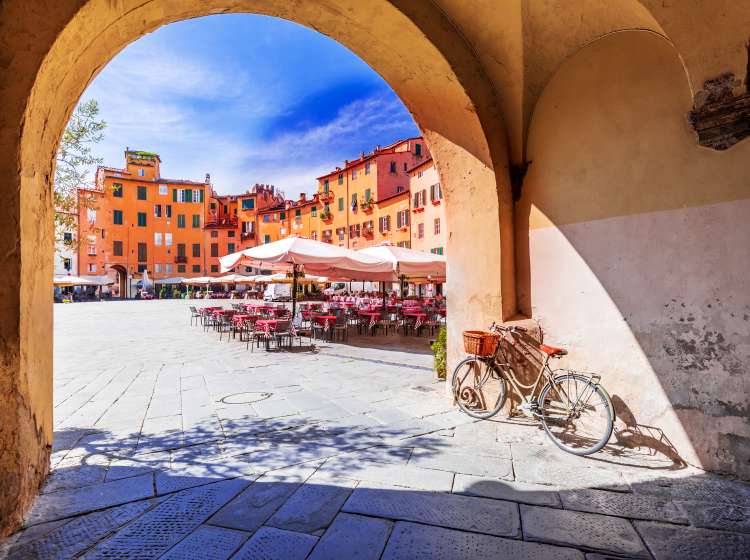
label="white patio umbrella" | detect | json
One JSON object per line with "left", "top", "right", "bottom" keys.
{"left": 53, "top": 275, "right": 101, "bottom": 287}
{"left": 215, "top": 273, "right": 255, "bottom": 284}
{"left": 220, "top": 236, "right": 392, "bottom": 316}
{"left": 183, "top": 276, "right": 214, "bottom": 285}
{"left": 154, "top": 277, "right": 185, "bottom": 285}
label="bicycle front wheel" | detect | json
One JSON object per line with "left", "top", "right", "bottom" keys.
{"left": 451, "top": 357, "right": 507, "bottom": 419}
{"left": 538, "top": 373, "right": 614, "bottom": 455}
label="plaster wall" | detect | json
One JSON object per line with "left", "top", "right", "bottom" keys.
{"left": 516, "top": 30, "right": 750, "bottom": 477}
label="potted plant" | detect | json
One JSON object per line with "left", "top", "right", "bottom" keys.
{"left": 431, "top": 326, "right": 447, "bottom": 380}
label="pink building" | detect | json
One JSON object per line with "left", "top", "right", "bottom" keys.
{"left": 408, "top": 157, "right": 445, "bottom": 255}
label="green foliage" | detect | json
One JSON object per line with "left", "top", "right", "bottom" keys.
{"left": 159, "top": 286, "right": 167, "bottom": 299}
{"left": 431, "top": 326, "right": 447, "bottom": 380}
{"left": 55, "top": 99, "right": 106, "bottom": 245}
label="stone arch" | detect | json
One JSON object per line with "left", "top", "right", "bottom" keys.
{"left": 1, "top": 0, "right": 512, "bottom": 534}
{"left": 515, "top": 29, "right": 750, "bottom": 476}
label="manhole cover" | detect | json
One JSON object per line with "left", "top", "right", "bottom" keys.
{"left": 220, "top": 392, "right": 272, "bottom": 405}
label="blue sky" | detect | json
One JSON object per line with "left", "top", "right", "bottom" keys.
{"left": 82, "top": 14, "right": 419, "bottom": 196}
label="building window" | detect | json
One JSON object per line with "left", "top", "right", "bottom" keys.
{"left": 417, "top": 170, "right": 423, "bottom": 178}
{"left": 434, "top": 218, "right": 441, "bottom": 235}
{"left": 177, "top": 243, "right": 186, "bottom": 257}
{"left": 397, "top": 241, "right": 411, "bottom": 248}
{"left": 63, "top": 258, "right": 71, "bottom": 271}
{"left": 352, "top": 168, "right": 357, "bottom": 180}
{"left": 227, "top": 242, "right": 235, "bottom": 253}
{"left": 137, "top": 242, "right": 147, "bottom": 262}
{"left": 166, "top": 205, "right": 172, "bottom": 218}
{"left": 177, "top": 264, "right": 186, "bottom": 273}
{"left": 396, "top": 209, "right": 410, "bottom": 229}
{"left": 223, "top": 204, "right": 228, "bottom": 214}
{"left": 137, "top": 185, "right": 147, "bottom": 200}
{"left": 364, "top": 188, "right": 371, "bottom": 202}
{"left": 295, "top": 208, "right": 301, "bottom": 217}
{"left": 210, "top": 243, "right": 219, "bottom": 257}
{"left": 417, "top": 223, "right": 424, "bottom": 239}
{"left": 404, "top": 162, "right": 408, "bottom": 171}
{"left": 280, "top": 211, "right": 286, "bottom": 220}
{"left": 311, "top": 231, "right": 318, "bottom": 240}
{"left": 194, "top": 190, "right": 203, "bottom": 203}
{"left": 242, "top": 198, "right": 255, "bottom": 210}
{"left": 154, "top": 232, "right": 162, "bottom": 246}
{"left": 337, "top": 173, "right": 343, "bottom": 185}
{"left": 323, "top": 179, "right": 329, "bottom": 192}
{"left": 165, "top": 263, "right": 173, "bottom": 274}
{"left": 228, "top": 230, "right": 235, "bottom": 237}
{"left": 159, "top": 184, "right": 168, "bottom": 196}
{"left": 137, "top": 212, "right": 147, "bottom": 227}
{"left": 365, "top": 162, "right": 371, "bottom": 174}
{"left": 389, "top": 161, "right": 396, "bottom": 173}
{"left": 263, "top": 235, "right": 271, "bottom": 244}
{"left": 154, "top": 204, "right": 162, "bottom": 217}
{"left": 113, "top": 210, "right": 123, "bottom": 225}
{"left": 262, "top": 214, "right": 269, "bottom": 222}
{"left": 113, "top": 240, "right": 123, "bottom": 256}
{"left": 112, "top": 183, "right": 123, "bottom": 197}
{"left": 430, "top": 247, "right": 444, "bottom": 255}
{"left": 88, "top": 263, "right": 96, "bottom": 273}
{"left": 396, "top": 185, "right": 405, "bottom": 193}
{"left": 177, "top": 214, "right": 185, "bottom": 228}
{"left": 154, "top": 263, "right": 162, "bottom": 274}
{"left": 210, "top": 230, "right": 218, "bottom": 238}
{"left": 338, "top": 228, "right": 345, "bottom": 241}
{"left": 350, "top": 194, "right": 357, "bottom": 209}
{"left": 165, "top": 233, "right": 172, "bottom": 246}
{"left": 192, "top": 264, "right": 201, "bottom": 273}
{"left": 87, "top": 208, "right": 96, "bottom": 224}
{"left": 210, "top": 265, "right": 219, "bottom": 273}
{"left": 415, "top": 142, "right": 422, "bottom": 156}
{"left": 338, "top": 198, "right": 344, "bottom": 212}
{"left": 430, "top": 183, "right": 442, "bottom": 201}
{"left": 379, "top": 215, "right": 391, "bottom": 232}
{"left": 138, "top": 168, "right": 145, "bottom": 177}
{"left": 192, "top": 214, "right": 200, "bottom": 228}
{"left": 311, "top": 206, "right": 317, "bottom": 217}
{"left": 63, "top": 232, "right": 73, "bottom": 242}
{"left": 137, "top": 264, "right": 147, "bottom": 273}
{"left": 413, "top": 190, "right": 427, "bottom": 208}
{"left": 192, "top": 243, "right": 200, "bottom": 258}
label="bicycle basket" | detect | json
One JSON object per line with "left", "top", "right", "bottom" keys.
{"left": 463, "top": 330, "right": 501, "bottom": 357}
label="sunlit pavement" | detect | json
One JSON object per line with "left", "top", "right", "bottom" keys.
{"left": 2, "top": 300, "right": 749, "bottom": 559}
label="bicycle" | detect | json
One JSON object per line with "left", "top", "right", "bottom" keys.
{"left": 451, "top": 323, "right": 615, "bottom": 455}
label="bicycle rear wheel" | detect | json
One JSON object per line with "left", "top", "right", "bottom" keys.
{"left": 451, "top": 357, "right": 507, "bottom": 419}
{"left": 538, "top": 373, "right": 614, "bottom": 455}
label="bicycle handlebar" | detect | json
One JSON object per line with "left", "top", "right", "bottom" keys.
{"left": 489, "top": 322, "right": 527, "bottom": 334}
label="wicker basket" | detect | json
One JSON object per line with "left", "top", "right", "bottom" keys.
{"left": 463, "top": 330, "right": 501, "bottom": 357}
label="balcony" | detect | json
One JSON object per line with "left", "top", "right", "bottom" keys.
{"left": 241, "top": 231, "right": 255, "bottom": 240}
{"left": 361, "top": 200, "right": 374, "bottom": 213}
{"left": 320, "top": 211, "right": 333, "bottom": 223}
{"left": 174, "top": 255, "right": 188, "bottom": 264}
{"left": 431, "top": 199, "right": 442, "bottom": 206}
{"left": 319, "top": 190, "right": 334, "bottom": 203}
{"left": 204, "top": 217, "right": 238, "bottom": 229}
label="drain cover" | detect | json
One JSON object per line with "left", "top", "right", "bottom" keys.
{"left": 220, "top": 392, "right": 272, "bottom": 405}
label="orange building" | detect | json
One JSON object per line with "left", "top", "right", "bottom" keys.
{"left": 408, "top": 157, "right": 445, "bottom": 255}
{"left": 78, "top": 149, "right": 210, "bottom": 297}
{"left": 237, "top": 184, "right": 283, "bottom": 251}
{"left": 314, "top": 137, "right": 429, "bottom": 248}
{"left": 375, "top": 191, "right": 412, "bottom": 248}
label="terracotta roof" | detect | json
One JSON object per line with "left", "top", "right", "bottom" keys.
{"left": 375, "top": 190, "right": 410, "bottom": 205}
{"left": 316, "top": 136, "right": 423, "bottom": 180}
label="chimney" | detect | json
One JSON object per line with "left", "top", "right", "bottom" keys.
{"left": 205, "top": 173, "right": 211, "bottom": 184}
{"left": 299, "top": 193, "right": 306, "bottom": 202}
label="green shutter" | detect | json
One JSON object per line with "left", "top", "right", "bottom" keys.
{"left": 172, "top": 188, "right": 177, "bottom": 202}
{"left": 199, "top": 189, "right": 204, "bottom": 202}
{"left": 365, "top": 189, "right": 371, "bottom": 201}
{"left": 185, "top": 189, "right": 192, "bottom": 202}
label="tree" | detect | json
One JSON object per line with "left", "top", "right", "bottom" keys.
{"left": 54, "top": 99, "right": 106, "bottom": 246}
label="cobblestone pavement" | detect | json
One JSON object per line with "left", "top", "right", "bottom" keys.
{"left": 2, "top": 300, "right": 749, "bottom": 559}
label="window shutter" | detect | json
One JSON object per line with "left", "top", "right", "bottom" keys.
{"left": 172, "top": 188, "right": 177, "bottom": 202}
{"left": 185, "top": 189, "right": 192, "bottom": 202}
{"left": 199, "top": 189, "right": 204, "bottom": 202}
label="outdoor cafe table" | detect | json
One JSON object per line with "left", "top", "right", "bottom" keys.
{"left": 312, "top": 315, "right": 337, "bottom": 341}
{"left": 358, "top": 311, "right": 381, "bottom": 335}
{"left": 254, "top": 319, "right": 279, "bottom": 350}
{"left": 402, "top": 310, "right": 428, "bottom": 331}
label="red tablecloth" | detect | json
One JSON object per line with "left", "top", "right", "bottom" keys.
{"left": 255, "top": 319, "right": 278, "bottom": 334}
{"left": 313, "top": 315, "right": 336, "bottom": 331}
{"left": 359, "top": 311, "right": 380, "bottom": 328}
{"left": 231, "top": 314, "right": 250, "bottom": 325}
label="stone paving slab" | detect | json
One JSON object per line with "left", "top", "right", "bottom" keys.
{"left": 307, "top": 513, "right": 392, "bottom": 560}
{"left": 159, "top": 525, "right": 249, "bottom": 560}
{"left": 25, "top": 473, "right": 155, "bottom": 526}
{"left": 267, "top": 479, "right": 357, "bottom": 534}
{"left": 3, "top": 499, "right": 157, "bottom": 560}
{"left": 381, "top": 521, "right": 585, "bottom": 560}
{"left": 80, "top": 478, "right": 249, "bottom": 560}
{"left": 452, "top": 474, "right": 562, "bottom": 507}
{"left": 635, "top": 520, "right": 750, "bottom": 560}
{"left": 230, "top": 527, "right": 318, "bottom": 560}
{"left": 343, "top": 485, "right": 521, "bottom": 538}
{"left": 409, "top": 448, "right": 514, "bottom": 479}
{"left": 677, "top": 501, "right": 750, "bottom": 533}
{"left": 317, "top": 460, "right": 455, "bottom": 492}
{"left": 559, "top": 488, "right": 688, "bottom": 524}
{"left": 520, "top": 505, "right": 649, "bottom": 558}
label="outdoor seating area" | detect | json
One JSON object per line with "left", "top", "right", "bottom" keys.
{"left": 190, "top": 295, "right": 447, "bottom": 352}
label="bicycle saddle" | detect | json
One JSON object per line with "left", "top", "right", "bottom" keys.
{"left": 539, "top": 344, "right": 567, "bottom": 357}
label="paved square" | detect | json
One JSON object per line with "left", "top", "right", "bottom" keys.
{"left": 1, "top": 300, "right": 749, "bottom": 559}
